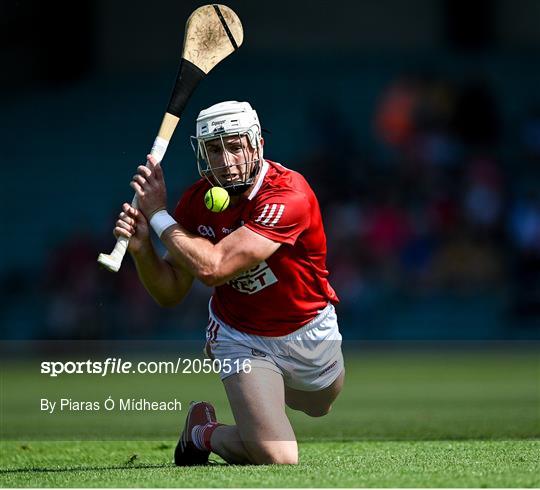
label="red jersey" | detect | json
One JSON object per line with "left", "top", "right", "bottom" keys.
{"left": 173, "top": 159, "right": 339, "bottom": 336}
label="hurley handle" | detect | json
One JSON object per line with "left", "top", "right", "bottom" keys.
{"left": 97, "top": 113, "right": 179, "bottom": 272}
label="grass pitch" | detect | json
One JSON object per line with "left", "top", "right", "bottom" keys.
{"left": 1, "top": 347, "right": 539, "bottom": 487}
{"left": 2, "top": 440, "right": 539, "bottom": 487}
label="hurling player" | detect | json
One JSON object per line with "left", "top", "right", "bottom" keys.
{"left": 114, "top": 101, "right": 344, "bottom": 465}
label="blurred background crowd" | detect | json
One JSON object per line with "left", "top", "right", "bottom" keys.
{"left": 308, "top": 73, "right": 540, "bottom": 339}
{"left": 3, "top": 0, "right": 540, "bottom": 340}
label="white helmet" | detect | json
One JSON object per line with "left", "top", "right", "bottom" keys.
{"left": 191, "top": 101, "right": 263, "bottom": 195}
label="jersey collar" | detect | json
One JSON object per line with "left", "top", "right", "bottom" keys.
{"left": 247, "top": 159, "right": 269, "bottom": 201}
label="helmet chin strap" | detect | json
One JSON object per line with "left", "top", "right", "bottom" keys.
{"left": 227, "top": 184, "right": 251, "bottom": 196}
{"left": 226, "top": 159, "right": 261, "bottom": 196}
{"left": 232, "top": 158, "right": 261, "bottom": 196}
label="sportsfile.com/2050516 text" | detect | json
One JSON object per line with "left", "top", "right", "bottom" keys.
{"left": 40, "top": 358, "right": 252, "bottom": 377}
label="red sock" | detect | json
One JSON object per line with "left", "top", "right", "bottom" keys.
{"left": 203, "top": 422, "right": 224, "bottom": 451}
{"left": 192, "top": 422, "right": 224, "bottom": 452}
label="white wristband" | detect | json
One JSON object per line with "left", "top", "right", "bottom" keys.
{"left": 149, "top": 210, "right": 177, "bottom": 238}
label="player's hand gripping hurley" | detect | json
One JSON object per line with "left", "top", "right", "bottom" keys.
{"left": 97, "top": 4, "right": 243, "bottom": 272}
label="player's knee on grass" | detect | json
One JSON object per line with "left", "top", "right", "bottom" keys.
{"left": 245, "top": 441, "right": 298, "bottom": 465}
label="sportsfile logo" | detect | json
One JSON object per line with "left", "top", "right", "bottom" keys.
{"left": 228, "top": 260, "right": 277, "bottom": 294}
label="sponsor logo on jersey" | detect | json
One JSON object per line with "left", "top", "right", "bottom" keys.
{"left": 222, "top": 227, "right": 233, "bottom": 235}
{"left": 254, "top": 203, "right": 286, "bottom": 227}
{"left": 197, "top": 225, "right": 216, "bottom": 238}
{"left": 227, "top": 260, "right": 278, "bottom": 294}
{"left": 251, "top": 348, "right": 267, "bottom": 358}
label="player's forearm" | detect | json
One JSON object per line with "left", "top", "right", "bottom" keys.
{"left": 131, "top": 244, "right": 191, "bottom": 306}
{"left": 161, "top": 225, "right": 223, "bottom": 287}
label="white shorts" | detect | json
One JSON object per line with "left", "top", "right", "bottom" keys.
{"left": 204, "top": 302, "right": 344, "bottom": 391}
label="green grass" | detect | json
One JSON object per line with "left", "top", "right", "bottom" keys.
{"left": 1, "top": 440, "right": 539, "bottom": 487}
{"left": 1, "top": 348, "right": 539, "bottom": 487}
{"left": 0, "top": 441, "right": 540, "bottom": 487}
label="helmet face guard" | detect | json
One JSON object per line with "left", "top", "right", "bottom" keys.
{"left": 191, "top": 130, "right": 262, "bottom": 195}
{"left": 191, "top": 101, "right": 263, "bottom": 196}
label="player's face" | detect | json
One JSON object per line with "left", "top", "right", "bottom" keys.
{"left": 204, "top": 134, "right": 260, "bottom": 188}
